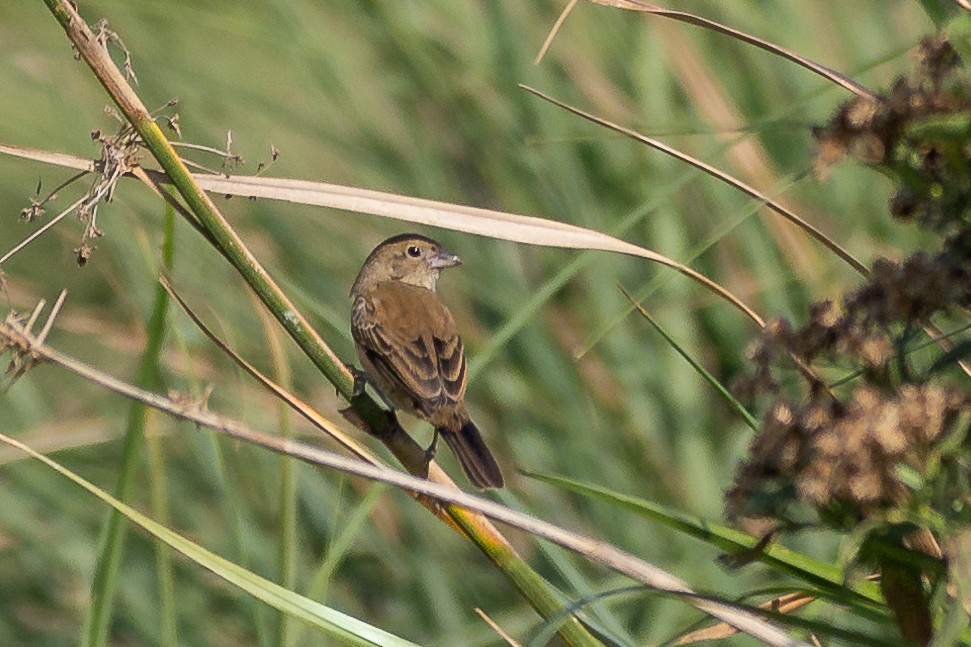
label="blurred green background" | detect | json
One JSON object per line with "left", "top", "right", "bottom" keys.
{"left": 0, "top": 1, "right": 941, "bottom": 645}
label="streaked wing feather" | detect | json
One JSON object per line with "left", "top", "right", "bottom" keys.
{"left": 352, "top": 293, "right": 450, "bottom": 413}
{"left": 433, "top": 334, "right": 467, "bottom": 402}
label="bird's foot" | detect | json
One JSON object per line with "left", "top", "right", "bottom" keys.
{"left": 349, "top": 365, "right": 367, "bottom": 398}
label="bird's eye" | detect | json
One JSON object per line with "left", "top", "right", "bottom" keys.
{"left": 406, "top": 245, "right": 421, "bottom": 258}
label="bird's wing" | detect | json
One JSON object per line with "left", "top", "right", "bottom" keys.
{"left": 352, "top": 283, "right": 467, "bottom": 415}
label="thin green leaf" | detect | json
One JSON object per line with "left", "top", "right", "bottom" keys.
{"left": 524, "top": 471, "right": 883, "bottom": 609}
{"left": 82, "top": 213, "right": 173, "bottom": 647}
{"left": 0, "top": 433, "right": 421, "bottom": 647}
{"left": 618, "top": 286, "right": 759, "bottom": 431}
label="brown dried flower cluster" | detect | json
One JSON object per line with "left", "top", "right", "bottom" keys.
{"left": 726, "top": 383, "right": 967, "bottom": 521}
{"left": 728, "top": 36, "right": 971, "bottom": 526}
{"left": 814, "top": 37, "right": 960, "bottom": 170}
{"left": 815, "top": 36, "right": 971, "bottom": 233}
{"left": 728, "top": 238, "right": 971, "bottom": 521}
{"left": 737, "top": 239, "right": 971, "bottom": 400}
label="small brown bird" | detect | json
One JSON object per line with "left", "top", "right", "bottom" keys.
{"left": 350, "top": 233, "right": 504, "bottom": 489}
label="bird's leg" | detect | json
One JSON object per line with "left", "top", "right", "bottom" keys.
{"left": 424, "top": 427, "right": 440, "bottom": 462}
{"left": 351, "top": 367, "right": 398, "bottom": 410}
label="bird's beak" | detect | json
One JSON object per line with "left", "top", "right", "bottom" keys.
{"left": 429, "top": 247, "right": 462, "bottom": 269}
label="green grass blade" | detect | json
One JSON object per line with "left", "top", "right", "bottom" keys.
{"left": 525, "top": 471, "right": 883, "bottom": 608}
{"left": 292, "top": 483, "right": 388, "bottom": 647}
{"left": 496, "top": 491, "right": 637, "bottom": 647}
{"left": 0, "top": 433, "right": 422, "bottom": 647}
{"left": 619, "top": 287, "right": 759, "bottom": 431}
{"left": 146, "top": 203, "right": 179, "bottom": 647}
{"left": 81, "top": 207, "right": 173, "bottom": 647}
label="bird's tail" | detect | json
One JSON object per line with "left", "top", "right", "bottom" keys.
{"left": 439, "top": 420, "right": 504, "bottom": 489}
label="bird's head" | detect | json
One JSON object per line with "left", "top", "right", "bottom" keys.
{"left": 351, "top": 233, "right": 462, "bottom": 294}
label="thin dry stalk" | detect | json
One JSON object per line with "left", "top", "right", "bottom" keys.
{"left": 0, "top": 311, "right": 806, "bottom": 647}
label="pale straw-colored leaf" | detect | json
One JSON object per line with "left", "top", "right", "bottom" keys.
{"left": 535, "top": 0, "right": 579, "bottom": 65}
{"left": 674, "top": 592, "right": 816, "bottom": 645}
{"left": 0, "top": 142, "right": 765, "bottom": 327}
{"left": 0, "top": 142, "right": 96, "bottom": 172}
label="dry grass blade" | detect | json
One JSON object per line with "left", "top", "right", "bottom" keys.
{"left": 586, "top": 0, "right": 877, "bottom": 100}
{"left": 520, "top": 85, "right": 869, "bottom": 277}
{"left": 180, "top": 172, "right": 656, "bottom": 253}
{"left": 180, "top": 172, "right": 764, "bottom": 325}
{"left": 475, "top": 609, "right": 524, "bottom": 647}
{"left": 35, "top": 289, "right": 67, "bottom": 345}
{"left": 535, "top": 0, "right": 579, "bottom": 65}
{"left": 0, "top": 142, "right": 96, "bottom": 172}
{"left": 673, "top": 591, "right": 816, "bottom": 645}
{"left": 0, "top": 195, "right": 86, "bottom": 265}
{"left": 0, "top": 142, "right": 766, "bottom": 327}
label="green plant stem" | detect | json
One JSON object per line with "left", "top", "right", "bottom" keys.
{"left": 448, "top": 509, "right": 605, "bottom": 646}
{"left": 79, "top": 196, "right": 174, "bottom": 647}
{"left": 146, "top": 206, "right": 179, "bottom": 647}
{"left": 266, "top": 312, "right": 298, "bottom": 647}
{"left": 44, "top": 0, "right": 353, "bottom": 394}
{"left": 145, "top": 409, "right": 178, "bottom": 647}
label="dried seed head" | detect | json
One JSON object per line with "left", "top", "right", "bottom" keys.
{"left": 730, "top": 383, "right": 970, "bottom": 521}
